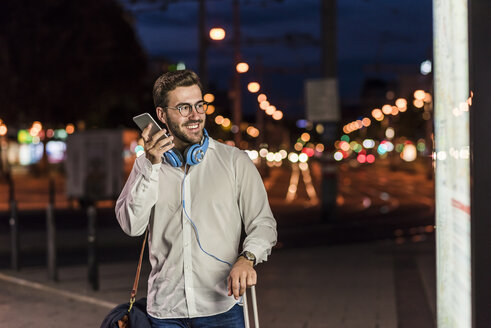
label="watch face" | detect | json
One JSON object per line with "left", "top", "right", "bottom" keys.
{"left": 244, "top": 251, "right": 255, "bottom": 261}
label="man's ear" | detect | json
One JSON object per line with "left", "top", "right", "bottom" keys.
{"left": 156, "top": 107, "right": 167, "bottom": 125}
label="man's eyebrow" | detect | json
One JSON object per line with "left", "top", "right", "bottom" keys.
{"left": 175, "top": 100, "right": 205, "bottom": 106}
{"left": 175, "top": 102, "right": 191, "bottom": 107}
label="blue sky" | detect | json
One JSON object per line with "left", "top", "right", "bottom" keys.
{"left": 121, "top": 0, "right": 432, "bottom": 118}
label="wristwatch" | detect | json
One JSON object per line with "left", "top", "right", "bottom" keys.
{"left": 239, "top": 251, "right": 256, "bottom": 265}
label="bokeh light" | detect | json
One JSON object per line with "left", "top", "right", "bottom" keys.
{"left": 204, "top": 93, "right": 215, "bottom": 103}
{"left": 209, "top": 27, "right": 226, "bottom": 40}
{"left": 413, "top": 99, "right": 424, "bottom": 108}
{"left": 66, "top": 123, "right": 75, "bottom": 134}
{"left": 382, "top": 104, "right": 392, "bottom": 115}
{"left": 288, "top": 152, "right": 299, "bottom": 163}
{"left": 236, "top": 62, "right": 249, "bottom": 73}
{"left": 206, "top": 104, "right": 215, "bottom": 114}
{"left": 247, "top": 82, "right": 260, "bottom": 93}
{"left": 215, "top": 115, "right": 224, "bottom": 125}
{"left": 272, "top": 110, "right": 283, "bottom": 120}
{"left": 298, "top": 153, "right": 308, "bottom": 163}
{"left": 334, "top": 151, "right": 343, "bottom": 161}
{"left": 385, "top": 127, "right": 395, "bottom": 139}
{"left": 414, "top": 90, "right": 426, "bottom": 100}
{"left": 300, "top": 133, "right": 310, "bottom": 142}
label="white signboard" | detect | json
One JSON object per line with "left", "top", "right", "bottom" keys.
{"left": 434, "top": 1, "right": 471, "bottom": 327}
{"left": 305, "top": 78, "right": 340, "bottom": 122}
{"left": 65, "top": 130, "right": 123, "bottom": 200}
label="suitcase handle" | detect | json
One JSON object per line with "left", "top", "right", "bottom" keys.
{"left": 243, "top": 285, "right": 259, "bottom": 328}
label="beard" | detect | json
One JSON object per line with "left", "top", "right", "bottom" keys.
{"left": 165, "top": 116, "right": 204, "bottom": 149}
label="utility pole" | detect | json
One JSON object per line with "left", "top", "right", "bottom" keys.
{"left": 198, "top": 0, "right": 208, "bottom": 89}
{"left": 231, "top": 0, "right": 242, "bottom": 147}
{"left": 319, "top": 0, "right": 339, "bottom": 221}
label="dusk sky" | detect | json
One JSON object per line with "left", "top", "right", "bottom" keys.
{"left": 121, "top": 0, "right": 433, "bottom": 118}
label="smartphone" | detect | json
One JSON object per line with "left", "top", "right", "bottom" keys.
{"left": 133, "top": 112, "right": 165, "bottom": 137}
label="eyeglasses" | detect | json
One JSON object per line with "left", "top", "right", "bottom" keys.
{"left": 166, "top": 101, "right": 208, "bottom": 117}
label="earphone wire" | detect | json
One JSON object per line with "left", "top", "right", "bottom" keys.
{"left": 181, "top": 164, "right": 232, "bottom": 268}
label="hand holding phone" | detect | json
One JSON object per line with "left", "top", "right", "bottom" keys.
{"left": 133, "top": 113, "right": 174, "bottom": 164}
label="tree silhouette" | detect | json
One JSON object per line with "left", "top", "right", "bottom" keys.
{"left": 0, "top": 0, "right": 147, "bottom": 128}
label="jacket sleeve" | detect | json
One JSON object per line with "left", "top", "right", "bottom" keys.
{"left": 234, "top": 150, "right": 277, "bottom": 264}
{"left": 115, "top": 155, "right": 160, "bottom": 236}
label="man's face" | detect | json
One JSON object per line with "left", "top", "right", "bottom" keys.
{"left": 157, "top": 84, "right": 205, "bottom": 150}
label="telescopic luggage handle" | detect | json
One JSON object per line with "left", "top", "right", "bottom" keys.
{"left": 242, "top": 285, "right": 259, "bottom": 328}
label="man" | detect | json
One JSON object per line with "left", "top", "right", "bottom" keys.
{"left": 115, "top": 69, "right": 277, "bottom": 327}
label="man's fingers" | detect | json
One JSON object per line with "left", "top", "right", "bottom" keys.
{"left": 141, "top": 123, "right": 152, "bottom": 142}
{"left": 227, "top": 276, "right": 232, "bottom": 296}
{"left": 145, "top": 129, "right": 167, "bottom": 150}
{"left": 153, "top": 128, "right": 169, "bottom": 141}
{"left": 155, "top": 135, "right": 174, "bottom": 151}
{"left": 232, "top": 277, "right": 241, "bottom": 300}
{"left": 247, "top": 272, "right": 257, "bottom": 287}
{"left": 238, "top": 273, "right": 247, "bottom": 298}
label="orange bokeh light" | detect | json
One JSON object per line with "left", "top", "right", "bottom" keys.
{"left": 209, "top": 28, "right": 226, "bottom": 40}
{"left": 204, "top": 93, "right": 215, "bottom": 103}
{"left": 414, "top": 90, "right": 426, "bottom": 100}
{"left": 259, "top": 101, "right": 270, "bottom": 110}
{"left": 206, "top": 104, "right": 215, "bottom": 114}
{"left": 66, "top": 123, "right": 75, "bottom": 134}
{"left": 382, "top": 104, "right": 392, "bottom": 115}
{"left": 236, "top": 62, "right": 249, "bottom": 73}
{"left": 372, "top": 108, "right": 382, "bottom": 119}
{"left": 395, "top": 98, "right": 407, "bottom": 109}
{"left": 272, "top": 110, "right": 283, "bottom": 120}
{"left": 247, "top": 82, "right": 260, "bottom": 93}
{"left": 265, "top": 106, "right": 275, "bottom": 115}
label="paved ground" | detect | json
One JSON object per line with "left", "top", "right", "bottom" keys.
{"left": 0, "top": 236, "right": 436, "bottom": 328}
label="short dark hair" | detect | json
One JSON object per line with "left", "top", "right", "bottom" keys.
{"left": 153, "top": 70, "right": 203, "bottom": 108}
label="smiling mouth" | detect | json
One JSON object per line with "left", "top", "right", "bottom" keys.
{"left": 184, "top": 122, "right": 201, "bottom": 130}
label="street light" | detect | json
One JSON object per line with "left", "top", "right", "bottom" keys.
{"left": 257, "top": 94, "right": 267, "bottom": 103}
{"left": 247, "top": 82, "right": 260, "bottom": 93}
{"left": 259, "top": 101, "right": 269, "bottom": 110}
{"left": 272, "top": 110, "right": 283, "bottom": 120}
{"left": 265, "top": 106, "right": 275, "bottom": 115}
{"left": 209, "top": 27, "right": 226, "bottom": 41}
{"left": 236, "top": 62, "right": 249, "bottom": 73}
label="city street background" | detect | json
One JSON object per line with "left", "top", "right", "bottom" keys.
{"left": 0, "top": 159, "right": 435, "bottom": 327}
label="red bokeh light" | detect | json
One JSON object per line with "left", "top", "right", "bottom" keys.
{"left": 357, "top": 154, "right": 367, "bottom": 163}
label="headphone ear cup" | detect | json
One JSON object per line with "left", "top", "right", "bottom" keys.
{"left": 184, "top": 144, "right": 201, "bottom": 166}
{"left": 164, "top": 149, "right": 184, "bottom": 167}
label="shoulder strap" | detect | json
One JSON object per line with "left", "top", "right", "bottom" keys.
{"left": 129, "top": 227, "right": 148, "bottom": 309}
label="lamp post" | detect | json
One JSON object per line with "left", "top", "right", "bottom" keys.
{"left": 231, "top": 0, "right": 242, "bottom": 147}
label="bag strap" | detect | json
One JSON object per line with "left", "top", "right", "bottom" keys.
{"left": 128, "top": 227, "right": 149, "bottom": 312}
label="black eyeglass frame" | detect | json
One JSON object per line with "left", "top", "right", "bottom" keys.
{"left": 165, "top": 101, "right": 209, "bottom": 117}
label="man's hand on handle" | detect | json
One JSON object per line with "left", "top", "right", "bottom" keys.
{"left": 227, "top": 256, "right": 256, "bottom": 300}
{"left": 142, "top": 123, "right": 174, "bottom": 164}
